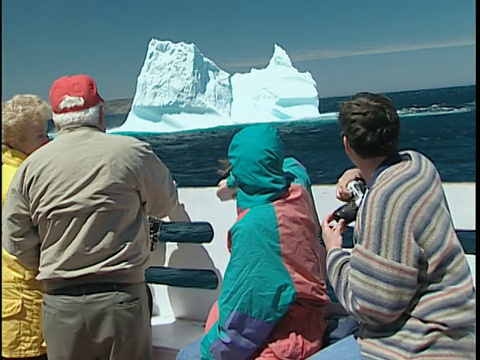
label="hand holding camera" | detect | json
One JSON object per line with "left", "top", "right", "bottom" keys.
{"left": 319, "top": 179, "right": 366, "bottom": 251}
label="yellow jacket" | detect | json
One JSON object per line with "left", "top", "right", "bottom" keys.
{"left": 2, "top": 147, "right": 46, "bottom": 358}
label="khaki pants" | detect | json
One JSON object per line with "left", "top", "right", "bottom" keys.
{"left": 42, "top": 283, "right": 151, "bottom": 360}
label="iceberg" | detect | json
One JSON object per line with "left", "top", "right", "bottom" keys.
{"left": 230, "top": 44, "right": 320, "bottom": 124}
{"left": 109, "top": 39, "right": 320, "bottom": 134}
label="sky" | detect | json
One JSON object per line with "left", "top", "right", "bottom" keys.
{"left": 1, "top": 0, "right": 476, "bottom": 102}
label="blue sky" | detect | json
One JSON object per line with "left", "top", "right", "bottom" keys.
{"left": 2, "top": 0, "right": 475, "bottom": 101}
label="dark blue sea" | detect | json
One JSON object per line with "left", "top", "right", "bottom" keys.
{"left": 104, "top": 85, "right": 476, "bottom": 187}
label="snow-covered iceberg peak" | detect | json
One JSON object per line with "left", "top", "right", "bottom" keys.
{"left": 133, "top": 39, "right": 232, "bottom": 117}
{"left": 113, "top": 39, "right": 233, "bottom": 133}
{"left": 268, "top": 44, "right": 293, "bottom": 68}
{"left": 230, "top": 44, "right": 320, "bottom": 124}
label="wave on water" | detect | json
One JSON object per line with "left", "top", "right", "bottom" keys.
{"left": 398, "top": 103, "right": 476, "bottom": 118}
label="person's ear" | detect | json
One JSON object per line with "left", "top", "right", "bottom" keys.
{"left": 343, "top": 135, "right": 357, "bottom": 158}
{"left": 342, "top": 134, "right": 350, "bottom": 152}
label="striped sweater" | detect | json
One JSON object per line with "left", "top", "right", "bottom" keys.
{"left": 327, "top": 150, "right": 476, "bottom": 359}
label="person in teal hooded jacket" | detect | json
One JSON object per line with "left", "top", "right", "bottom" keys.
{"left": 176, "top": 124, "right": 331, "bottom": 360}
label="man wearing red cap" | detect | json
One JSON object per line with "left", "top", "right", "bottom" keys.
{"left": 2, "top": 74, "right": 190, "bottom": 360}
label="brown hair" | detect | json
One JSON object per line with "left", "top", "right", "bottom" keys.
{"left": 338, "top": 92, "right": 400, "bottom": 158}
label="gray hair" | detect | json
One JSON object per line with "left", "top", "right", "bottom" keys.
{"left": 52, "top": 98, "right": 103, "bottom": 128}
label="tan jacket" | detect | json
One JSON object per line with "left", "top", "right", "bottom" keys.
{"left": 2, "top": 125, "right": 184, "bottom": 291}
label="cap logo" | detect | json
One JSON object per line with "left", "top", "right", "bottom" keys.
{"left": 58, "top": 96, "right": 85, "bottom": 110}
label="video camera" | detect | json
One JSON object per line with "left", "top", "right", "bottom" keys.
{"left": 333, "top": 180, "right": 366, "bottom": 225}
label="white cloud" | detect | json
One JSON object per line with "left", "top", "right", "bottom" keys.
{"left": 220, "top": 39, "right": 476, "bottom": 68}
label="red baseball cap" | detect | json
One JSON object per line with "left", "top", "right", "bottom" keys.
{"left": 49, "top": 74, "right": 104, "bottom": 114}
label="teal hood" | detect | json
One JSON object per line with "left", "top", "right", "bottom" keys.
{"left": 227, "top": 125, "right": 288, "bottom": 210}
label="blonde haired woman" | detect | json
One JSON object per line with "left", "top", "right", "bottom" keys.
{"left": 2, "top": 94, "right": 50, "bottom": 360}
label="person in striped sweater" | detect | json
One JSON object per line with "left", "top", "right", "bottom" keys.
{"left": 311, "top": 92, "right": 476, "bottom": 359}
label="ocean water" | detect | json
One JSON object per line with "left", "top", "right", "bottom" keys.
{"left": 104, "top": 85, "right": 476, "bottom": 187}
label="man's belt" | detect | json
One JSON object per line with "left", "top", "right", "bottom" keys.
{"left": 46, "top": 282, "right": 134, "bottom": 296}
